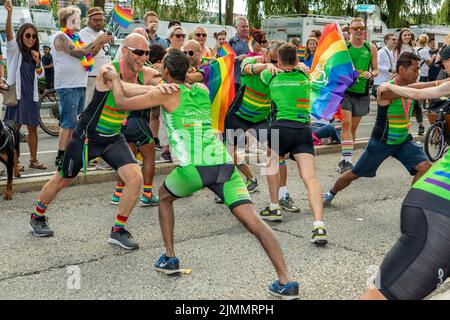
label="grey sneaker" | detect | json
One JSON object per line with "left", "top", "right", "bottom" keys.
{"left": 30, "top": 216, "right": 54, "bottom": 237}
{"left": 323, "top": 192, "right": 335, "bottom": 207}
{"left": 108, "top": 228, "right": 139, "bottom": 250}
{"left": 160, "top": 150, "right": 172, "bottom": 162}
{"left": 337, "top": 160, "right": 353, "bottom": 173}
{"left": 245, "top": 178, "right": 260, "bottom": 193}
{"left": 279, "top": 193, "right": 300, "bottom": 212}
{"left": 310, "top": 227, "right": 328, "bottom": 245}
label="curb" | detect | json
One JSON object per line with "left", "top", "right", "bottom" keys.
{"left": 0, "top": 135, "right": 425, "bottom": 196}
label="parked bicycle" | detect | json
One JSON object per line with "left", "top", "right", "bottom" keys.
{"left": 424, "top": 102, "right": 450, "bottom": 161}
{"left": 38, "top": 88, "right": 60, "bottom": 137}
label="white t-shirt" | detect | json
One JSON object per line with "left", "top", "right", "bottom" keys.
{"left": 79, "top": 27, "right": 111, "bottom": 77}
{"left": 417, "top": 46, "right": 431, "bottom": 78}
{"left": 51, "top": 31, "right": 88, "bottom": 89}
{"left": 374, "top": 47, "right": 395, "bottom": 85}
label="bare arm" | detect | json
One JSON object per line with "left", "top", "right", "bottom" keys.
{"left": 142, "top": 66, "right": 162, "bottom": 86}
{"left": 5, "top": 1, "right": 13, "bottom": 41}
{"left": 186, "top": 72, "right": 205, "bottom": 83}
{"left": 379, "top": 78, "right": 450, "bottom": 100}
{"left": 242, "top": 63, "right": 269, "bottom": 75}
{"left": 383, "top": 82, "right": 450, "bottom": 100}
{"left": 370, "top": 44, "right": 379, "bottom": 77}
{"left": 54, "top": 34, "right": 101, "bottom": 59}
{"left": 121, "top": 82, "right": 153, "bottom": 97}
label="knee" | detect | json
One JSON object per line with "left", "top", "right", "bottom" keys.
{"left": 125, "top": 169, "right": 143, "bottom": 190}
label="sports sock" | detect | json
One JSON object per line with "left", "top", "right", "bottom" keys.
{"left": 32, "top": 198, "right": 48, "bottom": 220}
{"left": 114, "top": 183, "right": 124, "bottom": 198}
{"left": 113, "top": 214, "right": 128, "bottom": 232}
{"left": 269, "top": 202, "right": 280, "bottom": 211}
{"left": 341, "top": 140, "right": 353, "bottom": 162}
{"left": 279, "top": 186, "right": 288, "bottom": 199}
{"left": 143, "top": 184, "right": 153, "bottom": 198}
{"left": 313, "top": 220, "right": 325, "bottom": 229}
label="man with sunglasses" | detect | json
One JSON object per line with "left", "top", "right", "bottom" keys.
{"left": 103, "top": 48, "right": 300, "bottom": 300}
{"left": 338, "top": 18, "right": 378, "bottom": 174}
{"left": 80, "top": 7, "right": 112, "bottom": 105}
{"left": 29, "top": 34, "right": 173, "bottom": 251}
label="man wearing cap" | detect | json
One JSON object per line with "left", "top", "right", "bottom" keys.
{"left": 42, "top": 45, "right": 54, "bottom": 89}
{"left": 80, "top": 7, "right": 112, "bottom": 104}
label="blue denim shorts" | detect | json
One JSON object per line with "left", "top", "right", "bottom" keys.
{"left": 352, "top": 136, "right": 428, "bottom": 177}
{"left": 56, "top": 87, "right": 86, "bottom": 129}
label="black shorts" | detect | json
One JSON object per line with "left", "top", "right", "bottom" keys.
{"left": 269, "top": 124, "right": 314, "bottom": 157}
{"left": 377, "top": 189, "right": 450, "bottom": 300}
{"left": 224, "top": 112, "right": 269, "bottom": 147}
{"left": 59, "top": 129, "right": 137, "bottom": 178}
{"left": 122, "top": 117, "right": 154, "bottom": 148}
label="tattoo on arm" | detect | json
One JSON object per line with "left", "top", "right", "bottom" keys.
{"left": 55, "top": 34, "right": 96, "bottom": 59}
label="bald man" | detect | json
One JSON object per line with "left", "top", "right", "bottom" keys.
{"left": 29, "top": 34, "right": 177, "bottom": 250}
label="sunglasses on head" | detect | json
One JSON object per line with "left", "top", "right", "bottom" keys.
{"left": 25, "top": 33, "right": 38, "bottom": 40}
{"left": 351, "top": 26, "right": 366, "bottom": 31}
{"left": 183, "top": 50, "right": 195, "bottom": 57}
{"left": 125, "top": 46, "right": 150, "bottom": 57}
{"left": 174, "top": 34, "right": 186, "bottom": 39}
{"left": 196, "top": 33, "right": 207, "bottom": 38}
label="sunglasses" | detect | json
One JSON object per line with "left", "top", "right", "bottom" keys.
{"left": 257, "top": 40, "right": 268, "bottom": 45}
{"left": 351, "top": 26, "right": 366, "bottom": 31}
{"left": 196, "top": 33, "right": 207, "bottom": 38}
{"left": 125, "top": 46, "right": 150, "bottom": 57}
{"left": 25, "top": 33, "right": 38, "bottom": 40}
{"left": 174, "top": 34, "right": 186, "bottom": 39}
{"left": 183, "top": 50, "right": 195, "bottom": 57}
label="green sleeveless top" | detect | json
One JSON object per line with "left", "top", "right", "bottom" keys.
{"left": 236, "top": 57, "right": 271, "bottom": 123}
{"left": 163, "top": 84, "right": 232, "bottom": 166}
{"left": 412, "top": 151, "right": 450, "bottom": 201}
{"left": 94, "top": 61, "right": 144, "bottom": 136}
{"left": 347, "top": 41, "right": 372, "bottom": 94}
{"left": 261, "top": 69, "right": 310, "bottom": 124}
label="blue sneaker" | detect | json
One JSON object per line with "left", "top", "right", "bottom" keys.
{"left": 154, "top": 254, "right": 180, "bottom": 274}
{"left": 139, "top": 193, "right": 159, "bottom": 207}
{"left": 111, "top": 193, "right": 120, "bottom": 205}
{"left": 322, "top": 191, "right": 335, "bottom": 207}
{"left": 268, "top": 280, "right": 299, "bottom": 300}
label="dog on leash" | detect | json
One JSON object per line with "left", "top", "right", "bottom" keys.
{"left": 0, "top": 120, "right": 21, "bottom": 200}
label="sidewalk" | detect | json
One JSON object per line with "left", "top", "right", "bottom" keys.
{"left": 0, "top": 135, "right": 425, "bottom": 196}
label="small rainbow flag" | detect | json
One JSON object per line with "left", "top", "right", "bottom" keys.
{"left": 202, "top": 53, "right": 236, "bottom": 132}
{"left": 112, "top": 4, "right": 133, "bottom": 29}
{"left": 248, "top": 35, "right": 255, "bottom": 53}
{"left": 217, "top": 42, "right": 235, "bottom": 58}
{"left": 309, "top": 23, "right": 359, "bottom": 120}
{"left": 297, "top": 46, "right": 306, "bottom": 62}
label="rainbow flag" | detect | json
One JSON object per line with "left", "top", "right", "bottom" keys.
{"left": 217, "top": 42, "right": 235, "bottom": 58}
{"left": 201, "top": 53, "right": 236, "bottom": 132}
{"left": 111, "top": 4, "right": 133, "bottom": 29}
{"left": 38, "top": 0, "right": 49, "bottom": 4}
{"left": 248, "top": 35, "right": 255, "bottom": 53}
{"left": 309, "top": 23, "right": 359, "bottom": 120}
{"left": 297, "top": 46, "right": 306, "bottom": 62}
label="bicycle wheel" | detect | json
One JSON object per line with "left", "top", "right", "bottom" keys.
{"left": 38, "top": 89, "right": 61, "bottom": 137}
{"left": 424, "top": 123, "right": 446, "bottom": 162}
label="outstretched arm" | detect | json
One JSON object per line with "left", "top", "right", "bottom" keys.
{"left": 380, "top": 82, "right": 450, "bottom": 100}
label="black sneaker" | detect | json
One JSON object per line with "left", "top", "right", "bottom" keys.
{"left": 418, "top": 125, "right": 425, "bottom": 136}
{"left": 245, "top": 178, "right": 260, "bottom": 193}
{"left": 108, "top": 228, "right": 139, "bottom": 250}
{"left": 259, "top": 206, "right": 282, "bottom": 222}
{"left": 337, "top": 160, "right": 353, "bottom": 174}
{"left": 160, "top": 150, "right": 172, "bottom": 162}
{"left": 154, "top": 138, "right": 162, "bottom": 151}
{"left": 30, "top": 215, "right": 54, "bottom": 237}
{"left": 214, "top": 195, "right": 224, "bottom": 204}
{"left": 55, "top": 155, "right": 62, "bottom": 167}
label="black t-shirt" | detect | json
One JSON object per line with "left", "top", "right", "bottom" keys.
{"left": 428, "top": 49, "right": 440, "bottom": 81}
{"left": 41, "top": 54, "right": 54, "bottom": 81}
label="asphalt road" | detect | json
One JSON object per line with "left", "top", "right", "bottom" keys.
{"left": 0, "top": 148, "right": 449, "bottom": 300}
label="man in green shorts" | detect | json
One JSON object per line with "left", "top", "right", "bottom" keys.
{"left": 259, "top": 43, "right": 328, "bottom": 245}
{"left": 103, "top": 49, "right": 300, "bottom": 299}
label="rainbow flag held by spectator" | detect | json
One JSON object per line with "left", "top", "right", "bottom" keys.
{"left": 297, "top": 46, "right": 306, "bottom": 62}
{"left": 248, "top": 35, "right": 255, "bottom": 53}
{"left": 201, "top": 53, "right": 236, "bottom": 132}
{"left": 217, "top": 42, "right": 235, "bottom": 58}
{"left": 111, "top": 4, "right": 133, "bottom": 29}
{"left": 309, "top": 23, "right": 358, "bottom": 120}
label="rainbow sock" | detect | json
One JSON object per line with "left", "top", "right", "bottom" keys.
{"left": 32, "top": 199, "right": 48, "bottom": 220}
{"left": 143, "top": 184, "right": 153, "bottom": 198}
{"left": 113, "top": 214, "right": 128, "bottom": 232}
{"left": 341, "top": 140, "right": 354, "bottom": 162}
{"left": 279, "top": 159, "right": 286, "bottom": 167}
{"left": 114, "top": 183, "right": 124, "bottom": 198}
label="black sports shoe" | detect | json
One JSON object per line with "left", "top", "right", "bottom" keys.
{"left": 108, "top": 228, "right": 139, "bottom": 250}
{"left": 30, "top": 215, "right": 54, "bottom": 237}
{"left": 259, "top": 206, "right": 282, "bottom": 222}
{"left": 55, "top": 155, "right": 62, "bottom": 167}
{"left": 337, "top": 160, "right": 353, "bottom": 174}
{"left": 418, "top": 125, "right": 425, "bottom": 136}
